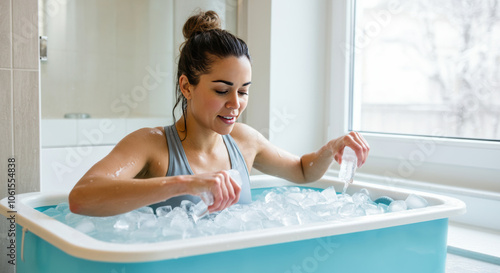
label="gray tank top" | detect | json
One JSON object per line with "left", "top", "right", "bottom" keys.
{"left": 150, "top": 125, "right": 252, "bottom": 211}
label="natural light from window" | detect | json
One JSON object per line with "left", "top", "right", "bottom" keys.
{"left": 351, "top": 0, "right": 500, "bottom": 141}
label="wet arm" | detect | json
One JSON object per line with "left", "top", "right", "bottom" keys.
{"left": 254, "top": 131, "right": 369, "bottom": 183}
{"left": 68, "top": 128, "right": 185, "bottom": 216}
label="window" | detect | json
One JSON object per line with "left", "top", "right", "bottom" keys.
{"left": 351, "top": 0, "right": 500, "bottom": 141}
{"left": 328, "top": 0, "right": 500, "bottom": 194}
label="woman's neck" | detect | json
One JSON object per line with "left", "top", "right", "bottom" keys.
{"left": 175, "top": 118, "right": 222, "bottom": 153}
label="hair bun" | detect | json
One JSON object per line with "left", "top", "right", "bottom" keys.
{"left": 183, "top": 10, "right": 222, "bottom": 39}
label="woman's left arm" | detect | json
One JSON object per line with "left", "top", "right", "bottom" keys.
{"left": 249, "top": 126, "right": 370, "bottom": 183}
{"left": 298, "top": 131, "right": 370, "bottom": 182}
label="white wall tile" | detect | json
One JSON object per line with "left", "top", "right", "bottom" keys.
{"left": 12, "top": 0, "right": 38, "bottom": 69}
{"left": 0, "top": 0, "right": 12, "bottom": 68}
{"left": 40, "top": 49, "right": 68, "bottom": 118}
{"left": 76, "top": 118, "right": 127, "bottom": 146}
{"left": 13, "top": 70, "right": 40, "bottom": 193}
{"left": 0, "top": 70, "right": 13, "bottom": 197}
{"left": 41, "top": 119, "right": 78, "bottom": 147}
{"left": 41, "top": 145, "right": 114, "bottom": 192}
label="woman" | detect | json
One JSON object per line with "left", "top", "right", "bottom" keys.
{"left": 69, "top": 10, "right": 370, "bottom": 217}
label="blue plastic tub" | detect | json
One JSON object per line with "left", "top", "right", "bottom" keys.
{"left": 1, "top": 175, "right": 465, "bottom": 273}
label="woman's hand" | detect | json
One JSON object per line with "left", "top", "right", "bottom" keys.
{"left": 292, "top": 131, "right": 370, "bottom": 183}
{"left": 329, "top": 131, "right": 370, "bottom": 167}
{"left": 189, "top": 170, "right": 241, "bottom": 213}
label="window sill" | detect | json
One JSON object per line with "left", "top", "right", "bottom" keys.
{"left": 448, "top": 222, "right": 500, "bottom": 265}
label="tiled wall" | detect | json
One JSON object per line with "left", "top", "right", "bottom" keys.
{"left": 0, "top": 0, "right": 40, "bottom": 272}
{"left": 39, "top": 0, "right": 175, "bottom": 119}
{"left": 0, "top": 0, "right": 40, "bottom": 193}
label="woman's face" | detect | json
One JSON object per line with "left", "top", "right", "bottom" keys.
{"left": 187, "top": 56, "right": 252, "bottom": 135}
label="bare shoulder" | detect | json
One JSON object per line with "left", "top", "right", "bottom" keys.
{"left": 230, "top": 122, "right": 265, "bottom": 146}
{"left": 121, "top": 126, "right": 166, "bottom": 143}
{"left": 112, "top": 126, "right": 168, "bottom": 157}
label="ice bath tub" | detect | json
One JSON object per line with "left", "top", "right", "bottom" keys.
{"left": 1, "top": 175, "right": 465, "bottom": 273}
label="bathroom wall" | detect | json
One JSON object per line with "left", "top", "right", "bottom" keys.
{"left": 40, "top": 0, "right": 237, "bottom": 120}
{"left": 0, "top": 0, "right": 40, "bottom": 272}
{"left": 245, "top": 0, "right": 329, "bottom": 157}
{"left": 39, "top": 0, "right": 239, "bottom": 193}
{"left": 39, "top": 0, "right": 175, "bottom": 119}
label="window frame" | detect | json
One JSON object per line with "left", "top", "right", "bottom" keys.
{"left": 327, "top": 0, "right": 500, "bottom": 188}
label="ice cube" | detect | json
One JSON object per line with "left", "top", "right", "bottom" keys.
{"left": 296, "top": 211, "right": 322, "bottom": 224}
{"left": 262, "top": 203, "right": 283, "bottom": 220}
{"left": 138, "top": 214, "right": 157, "bottom": 229}
{"left": 169, "top": 209, "right": 193, "bottom": 230}
{"left": 161, "top": 227, "right": 183, "bottom": 240}
{"left": 214, "top": 210, "right": 233, "bottom": 226}
{"left": 324, "top": 214, "right": 342, "bottom": 221}
{"left": 298, "top": 197, "right": 316, "bottom": 208}
{"left": 306, "top": 191, "right": 327, "bottom": 204}
{"left": 156, "top": 205, "right": 173, "bottom": 217}
{"left": 196, "top": 219, "right": 218, "bottom": 236}
{"left": 355, "top": 206, "right": 366, "bottom": 217}
{"left": 43, "top": 208, "right": 62, "bottom": 218}
{"left": 359, "top": 188, "right": 371, "bottom": 198}
{"left": 377, "top": 203, "right": 389, "bottom": 213}
{"left": 130, "top": 229, "right": 159, "bottom": 243}
{"left": 221, "top": 216, "right": 243, "bottom": 231}
{"left": 264, "top": 191, "right": 280, "bottom": 203}
{"left": 65, "top": 212, "right": 84, "bottom": 226}
{"left": 337, "top": 193, "right": 353, "bottom": 203}
{"left": 405, "top": 194, "right": 429, "bottom": 209}
{"left": 92, "top": 215, "right": 120, "bottom": 232}
{"left": 55, "top": 202, "right": 70, "bottom": 213}
{"left": 338, "top": 204, "right": 366, "bottom": 217}
{"left": 362, "top": 203, "right": 384, "bottom": 215}
{"left": 338, "top": 203, "right": 357, "bottom": 217}
{"left": 352, "top": 191, "right": 371, "bottom": 204}
{"left": 113, "top": 219, "right": 131, "bottom": 231}
{"left": 282, "top": 186, "right": 300, "bottom": 193}
{"left": 135, "top": 206, "right": 154, "bottom": 215}
{"left": 192, "top": 200, "right": 210, "bottom": 221}
{"left": 310, "top": 203, "right": 335, "bottom": 217}
{"left": 157, "top": 215, "right": 173, "bottom": 227}
{"left": 321, "top": 186, "right": 338, "bottom": 202}
{"left": 284, "top": 192, "right": 302, "bottom": 206}
{"left": 241, "top": 210, "right": 263, "bottom": 222}
{"left": 227, "top": 169, "right": 243, "bottom": 187}
{"left": 74, "top": 219, "right": 95, "bottom": 234}
{"left": 281, "top": 213, "right": 299, "bottom": 226}
{"left": 180, "top": 200, "right": 195, "bottom": 213}
{"left": 243, "top": 220, "right": 263, "bottom": 231}
{"left": 262, "top": 219, "right": 283, "bottom": 229}
{"left": 113, "top": 211, "right": 140, "bottom": 231}
{"left": 388, "top": 200, "right": 407, "bottom": 212}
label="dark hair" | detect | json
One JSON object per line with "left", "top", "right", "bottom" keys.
{"left": 173, "top": 10, "right": 251, "bottom": 138}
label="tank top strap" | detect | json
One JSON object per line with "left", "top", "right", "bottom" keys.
{"left": 222, "top": 134, "right": 252, "bottom": 204}
{"left": 164, "top": 125, "right": 193, "bottom": 176}
{"left": 155, "top": 125, "right": 199, "bottom": 210}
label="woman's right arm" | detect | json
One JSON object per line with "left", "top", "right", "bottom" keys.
{"left": 68, "top": 127, "right": 184, "bottom": 216}
{"left": 69, "top": 127, "right": 240, "bottom": 217}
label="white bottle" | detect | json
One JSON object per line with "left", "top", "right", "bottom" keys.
{"left": 338, "top": 147, "right": 357, "bottom": 192}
